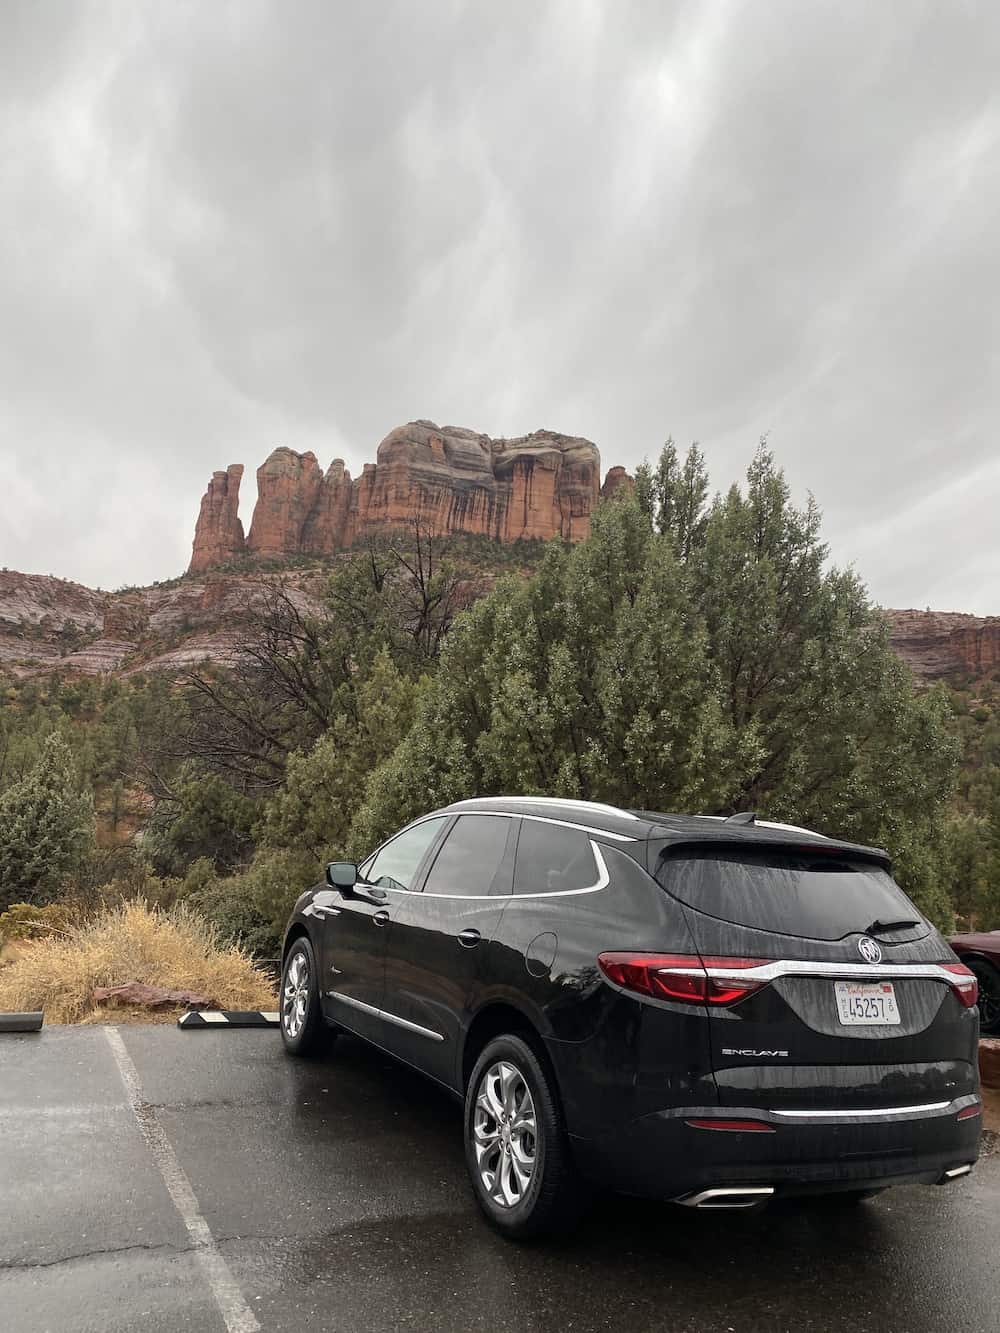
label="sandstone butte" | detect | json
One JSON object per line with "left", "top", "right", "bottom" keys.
{"left": 189, "top": 420, "right": 634, "bottom": 573}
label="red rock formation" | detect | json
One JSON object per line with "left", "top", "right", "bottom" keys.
{"left": 601, "top": 466, "right": 635, "bottom": 499}
{"left": 187, "top": 423, "right": 633, "bottom": 572}
{"left": 189, "top": 465, "right": 245, "bottom": 573}
{"left": 246, "top": 448, "right": 325, "bottom": 558}
{"left": 301, "top": 459, "right": 354, "bottom": 555}
{"left": 350, "top": 423, "right": 601, "bottom": 545}
{"left": 886, "top": 609, "right": 1000, "bottom": 681}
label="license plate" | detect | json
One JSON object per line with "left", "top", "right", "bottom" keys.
{"left": 834, "top": 980, "right": 900, "bottom": 1026}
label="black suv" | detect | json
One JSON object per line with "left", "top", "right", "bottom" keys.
{"left": 280, "top": 797, "right": 982, "bottom": 1237}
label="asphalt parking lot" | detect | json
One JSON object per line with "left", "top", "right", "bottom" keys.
{"left": 2, "top": 1025, "right": 999, "bottom": 1333}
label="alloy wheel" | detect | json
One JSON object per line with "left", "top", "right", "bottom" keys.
{"left": 473, "top": 1060, "right": 537, "bottom": 1208}
{"left": 282, "top": 951, "right": 310, "bottom": 1039}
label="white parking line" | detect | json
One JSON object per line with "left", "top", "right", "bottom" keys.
{"left": 103, "top": 1026, "right": 260, "bottom": 1333}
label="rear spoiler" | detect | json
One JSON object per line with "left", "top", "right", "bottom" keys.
{"left": 646, "top": 834, "right": 892, "bottom": 875}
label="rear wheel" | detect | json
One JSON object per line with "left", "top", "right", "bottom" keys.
{"left": 464, "top": 1034, "right": 587, "bottom": 1239}
{"left": 280, "top": 937, "right": 331, "bottom": 1057}
{"left": 967, "top": 958, "right": 1000, "bottom": 1034}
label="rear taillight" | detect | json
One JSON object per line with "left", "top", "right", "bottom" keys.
{"left": 957, "top": 1103, "right": 981, "bottom": 1122}
{"left": 596, "top": 953, "right": 768, "bottom": 1007}
{"left": 942, "top": 963, "right": 979, "bottom": 1009}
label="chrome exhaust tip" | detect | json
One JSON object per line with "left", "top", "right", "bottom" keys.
{"left": 676, "top": 1186, "right": 775, "bottom": 1209}
{"left": 938, "top": 1164, "right": 973, "bottom": 1184}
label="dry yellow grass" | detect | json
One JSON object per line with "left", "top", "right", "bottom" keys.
{"left": 0, "top": 900, "right": 275, "bottom": 1024}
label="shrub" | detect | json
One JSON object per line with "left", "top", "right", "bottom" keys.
{"left": 0, "top": 900, "right": 275, "bottom": 1023}
{"left": 0, "top": 733, "right": 94, "bottom": 910}
{"left": 0, "top": 901, "right": 78, "bottom": 941}
{"left": 179, "top": 848, "right": 319, "bottom": 958}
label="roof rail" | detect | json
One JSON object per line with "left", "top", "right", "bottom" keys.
{"left": 451, "top": 796, "right": 641, "bottom": 821}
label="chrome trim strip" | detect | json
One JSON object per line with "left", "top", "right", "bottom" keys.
{"left": 329, "top": 991, "right": 445, "bottom": 1043}
{"left": 448, "top": 803, "right": 637, "bottom": 841}
{"left": 772, "top": 1101, "right": 951, "bottom": 1119}
{"left": 518, "top": 814, "right": 637, "bottom": 842}
{"left": 700, "top": 960, "right": 963, "bottom": 985}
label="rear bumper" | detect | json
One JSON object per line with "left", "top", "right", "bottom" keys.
{"left": 569, "top": 1096, "right": 982, "bottom": 1201}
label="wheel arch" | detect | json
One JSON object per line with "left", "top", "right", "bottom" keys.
{"left": 281, "top": 921, "right": 312, "bottom": 966}
{"left": 460, "top": 998, "right": 553, "bottom": 1093}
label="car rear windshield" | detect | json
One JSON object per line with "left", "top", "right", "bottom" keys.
{"left": 655, "top": 845, "right": 923, "bottom": 941}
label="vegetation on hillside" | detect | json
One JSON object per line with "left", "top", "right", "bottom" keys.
{"left": 1, "top": 441, "right": 997, "bottom": 967}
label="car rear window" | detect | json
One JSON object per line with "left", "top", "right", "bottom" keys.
{"left": 655, "top": 846, "right": 922, "bottom": 941}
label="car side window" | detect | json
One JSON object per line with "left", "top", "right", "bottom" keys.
{"left": 421, "top": 815, "right": 514, "bottom": 896}
{"left": 365, "top": 817, "right": 447, "bottom": 892}
{"left": 513, "top": 820, "right": 600, "bottom": 895}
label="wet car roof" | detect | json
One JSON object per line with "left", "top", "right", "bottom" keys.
{"left": 440, "top": 796, "right": 891, "bottom": 865}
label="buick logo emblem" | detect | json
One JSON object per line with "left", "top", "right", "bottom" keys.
{"left": 858, "top": 937, "right": 883, "bottom": 964}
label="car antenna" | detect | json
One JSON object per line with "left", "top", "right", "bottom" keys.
{"left": 725, "top": 811, "right": 757, "bottom": 825}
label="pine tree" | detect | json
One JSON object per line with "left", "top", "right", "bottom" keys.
{"left": 0, "top": 733, "right": 94, "bottom": 909}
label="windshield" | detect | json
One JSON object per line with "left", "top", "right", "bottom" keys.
{"left": 656, "top": 846, "right": 925, "bottom": 941}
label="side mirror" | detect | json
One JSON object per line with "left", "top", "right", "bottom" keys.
{"left": 325, "top": 861, "right": 359, "bottom": 892}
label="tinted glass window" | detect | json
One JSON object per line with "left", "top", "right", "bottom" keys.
{"left": 513, "top": 821, "right": 599, "bottom": 895}
{"left": 422, "top": 815, "right": 512, "bottom": 896}
{"left": 366, "top": 817, "right": 446, "bottom": 891}
{"left": 656, "top": 847, "right": 922, "bottom": 941}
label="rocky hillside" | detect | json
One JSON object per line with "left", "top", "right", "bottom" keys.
{"left": 190, "top": 420, "right": 632, "bottom": 572}
{"left": 887, "top": 610, "right": 1000, "bottom": 681}
{"left": 0, "top": 569, "right": 327, "bottom": 678}
{"left": 2, "top": 562, "right": 995, "bottom": 686}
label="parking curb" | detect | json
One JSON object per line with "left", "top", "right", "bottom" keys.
{"left": 0, "top": 1011, "right": 44, "bottom": 1032}
{"left": 177, "top": 1010, "right": 280, "bottom": 1029}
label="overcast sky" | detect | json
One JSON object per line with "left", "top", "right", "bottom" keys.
{"left": 1, "top": 1, "right": 997, "bottom": 611}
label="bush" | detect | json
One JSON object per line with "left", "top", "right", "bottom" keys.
{"left": 0, "top": 901, "right": 78, "bottom": 942}
{"left": 179, "top": 848, "right": 319, "bottom": 958}
{"left": 0, "top": 733, "right": 94, "bottom": 910}
{"left": 0, "top": 900, "right": 275, "bottom": 1023}
{"left": 183, "top": 873, "right": 280, "bottom": 959}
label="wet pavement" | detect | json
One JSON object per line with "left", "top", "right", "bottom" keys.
{"left": 2, "top": 1024, "right": 998, "bottom": 1333}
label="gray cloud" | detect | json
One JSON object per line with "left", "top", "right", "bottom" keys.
{"left": 0, "top": 0, "right": 997, "bottom": 609}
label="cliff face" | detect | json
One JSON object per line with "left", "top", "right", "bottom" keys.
{"left": 189, "top": 465, "right": 245, "bottom": 573}
{"left": 190, "top": 420, "right": 616, "bottom": 571}
{"left": 886, "top": 609, "right": 1000, "bottom": 681}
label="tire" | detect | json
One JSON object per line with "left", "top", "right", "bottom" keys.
{"left": 279, "top": 936, "right": 330, "bottom": 1057}
{"left": 967, "top": 958, "right": 1000, "bottom": 1034}
{"left": 464, "top": 1033, "right": 587, "bottom": 1240}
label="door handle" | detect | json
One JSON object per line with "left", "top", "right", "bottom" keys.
{"left": 458, "top": 928, "right": 481, "bottom": 948}
{"left": 373, "top": 910, "right": 390, "bottom": 927}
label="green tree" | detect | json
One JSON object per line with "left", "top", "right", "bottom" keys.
{"left": 260, "top": 648, "right": 419, "bottom": 857}
{"left": 354, "top": 444, "right": 959, "bottom": 925}
{"left": 143, "top": 769, "right": 257, "bottom": 877}
{"left": 352, "top": 498, "right": 753, "bottom": 851}
{"left": 687, "top": 446, "right": 959, "bottom": 905}
{"left": 0, "top": 733, "right": 94, "bottom": 909}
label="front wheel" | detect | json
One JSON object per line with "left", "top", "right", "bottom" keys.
{"left": 464, "top": 1034, "right": 587, "bottom": 1240}
{"left": 280, "top": 937, "right": 330, "bottom": 1057}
